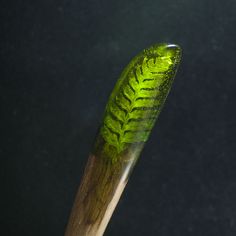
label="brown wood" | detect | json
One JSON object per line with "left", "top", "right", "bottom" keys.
{"left": 64, "top": 143, "right": 142, "bottom": 236}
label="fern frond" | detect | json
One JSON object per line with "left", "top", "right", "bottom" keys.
{"left": 100, "top": 44, "right": 181, "bottom": 153}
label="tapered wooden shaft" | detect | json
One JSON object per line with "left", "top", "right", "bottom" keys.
{"left": 65, "top": 140, "right": 143, "bottom": 236}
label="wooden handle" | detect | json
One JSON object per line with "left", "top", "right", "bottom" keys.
{"left": 65, "top": 151, "right": 136, "bottom": 236}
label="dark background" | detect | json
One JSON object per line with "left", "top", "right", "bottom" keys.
{"left": 1, "top": 0, "right": 236, "bottom": 235}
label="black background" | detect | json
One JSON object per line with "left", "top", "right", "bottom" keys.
{"left": 1, "top": 0, "right": 236, "bottom": 235}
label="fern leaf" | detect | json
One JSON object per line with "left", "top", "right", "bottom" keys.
{"left": 100, "top": 44, "right": 181, "bottom": 153}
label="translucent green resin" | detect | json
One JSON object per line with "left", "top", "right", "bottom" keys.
{"left": 100, "top": 43, "right": 181, "bottom": 154}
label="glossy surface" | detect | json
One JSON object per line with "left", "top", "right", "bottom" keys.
{"left": 100, "top": 44, "right": 181, "bottom": 159}
{"left": 65, "top": 44, "right": 181, "bottom": 236}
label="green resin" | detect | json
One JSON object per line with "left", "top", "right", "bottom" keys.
{"left": 100, "top": 43, "right": 181, "bottom": 154}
